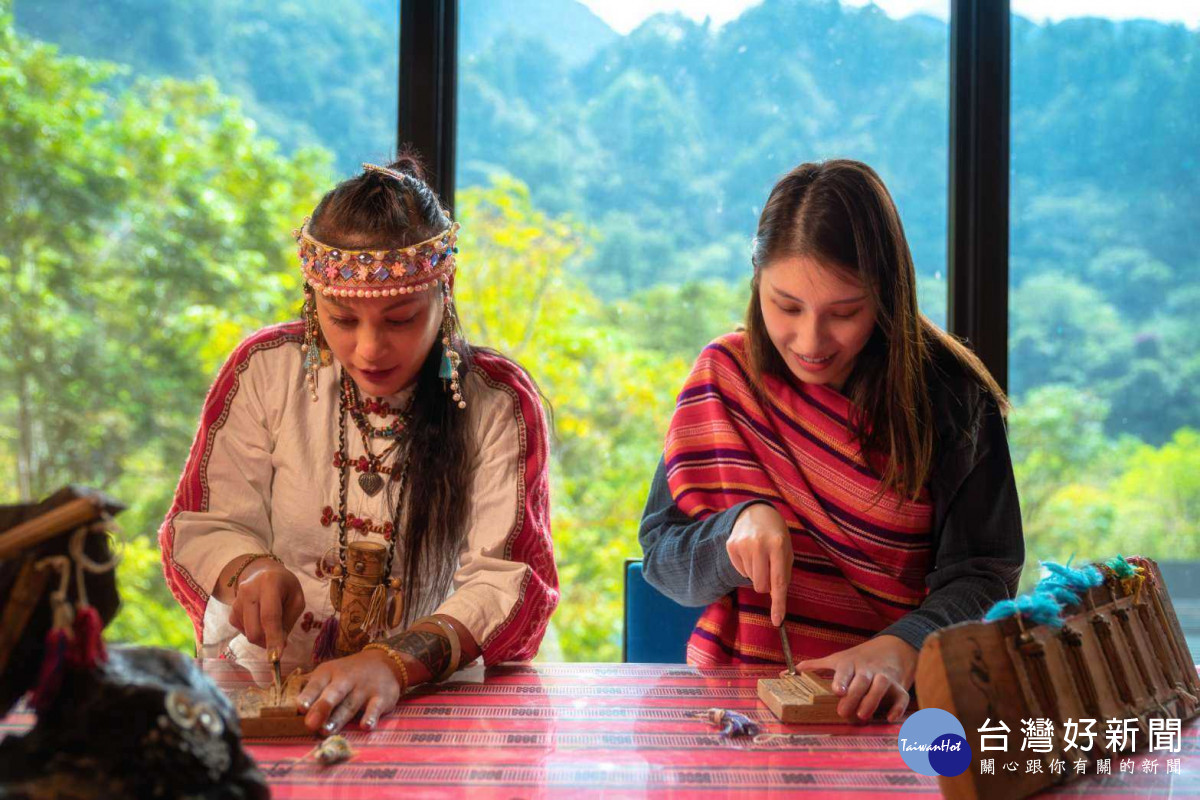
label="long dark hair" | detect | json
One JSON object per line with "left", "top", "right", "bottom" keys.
{"left": 308, "top": 152, "right": 473, "bottom": 625}
{"left": 746, "top": 159, "right": 1006, "bottom": 501}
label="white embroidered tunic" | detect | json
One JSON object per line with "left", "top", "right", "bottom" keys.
{"left": 159, "top": 322, "right": 558, "bottom": 669}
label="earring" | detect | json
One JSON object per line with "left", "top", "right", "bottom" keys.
{"left": 301, "top": 285, "right": 323, "bottom": 402}
{"left": 439, "top": 294, "right": 466, "bottom": 410}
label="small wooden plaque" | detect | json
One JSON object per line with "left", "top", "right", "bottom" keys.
{"left": 758, "top": 671, "right": 847, "bottom": 723}
{"left": 230, "top": 668, "right": 321, "bottom": 738}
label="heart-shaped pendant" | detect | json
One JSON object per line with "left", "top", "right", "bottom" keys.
{"left": 358, "top": 471, "right": 384, "bottom": 496}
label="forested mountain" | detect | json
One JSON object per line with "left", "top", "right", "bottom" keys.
{"left": 18, "top": 3, "right": 1198, "bottom": 437}
{"left": 7, "top": 0, "right": 1197, "bottom": 659}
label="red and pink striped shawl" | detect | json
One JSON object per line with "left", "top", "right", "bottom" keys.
{"left": 665, "top": 332, "right": 933, "bottom": 666}
{"left": 158, "top": 323, "right": 558, "bottom": 664}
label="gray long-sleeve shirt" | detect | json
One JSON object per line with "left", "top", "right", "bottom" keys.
{"left": 638, "top": 349, "right": 1025, "bottom": 653}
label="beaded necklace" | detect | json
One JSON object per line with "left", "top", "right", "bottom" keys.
{"left": 344, "top": 375, "right": 412, "bottom": 440}
{"left": 336, "top": 373, "right": 414, "bottom": 496}
{"left": 327, "top": 369, "right": 411, "bottom": 610}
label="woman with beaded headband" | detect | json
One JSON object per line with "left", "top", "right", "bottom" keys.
{"left": 158, "top": 155, "right": 558, "bottom": 735}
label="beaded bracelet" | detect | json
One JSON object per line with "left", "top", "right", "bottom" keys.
{"left": 412, "top": 615, "right": 461, "bottom": 682}
{"left": 226, "top": 552, "right": 283, "bottom": 595}
{"left": 363, "top": 643, "right": 409, "bottom": 695}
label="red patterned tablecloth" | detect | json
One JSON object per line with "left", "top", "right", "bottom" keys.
{"left": 6, "top": 660, "right": 1200, "bottom": 798}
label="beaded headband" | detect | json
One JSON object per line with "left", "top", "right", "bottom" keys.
{"left": 294, "top": 218, "right": 460, "bottom": 298}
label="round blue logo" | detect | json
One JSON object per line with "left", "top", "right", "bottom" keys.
{"left": 897, "top": 708, "right": 972, "bottom": 777}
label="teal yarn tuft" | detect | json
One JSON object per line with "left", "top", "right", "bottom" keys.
{"left": 1105, "top": 554, "right": 1138, "bottom": 579}
{"left": 1037, "top": 560, "right": 1104, "bottom": 606}
{"left": 1040, "top": 561, "right": 1104, "bottom": 591}
{"left": 984, "top": 590, "right": 1065, "bottom": 628}
{"left": 1041, "top": 583, "right": 1083, "bottom": 607}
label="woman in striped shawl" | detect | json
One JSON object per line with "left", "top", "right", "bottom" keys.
{"left": 639, "top": 159, "right": 1024, "bottom": 723}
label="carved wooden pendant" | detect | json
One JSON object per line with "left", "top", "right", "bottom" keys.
{"left": 334, "top": 541, "right": 388, "bottom": 657}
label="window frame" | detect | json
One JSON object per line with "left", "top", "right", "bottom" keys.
{"left": 398, "top": 0, "right": 1014, "bottom": 390}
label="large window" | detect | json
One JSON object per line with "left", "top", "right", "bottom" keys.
{"left": 1007, "top": 6, "right": 1199, "bottom": 591}
{"left": 455, "top": 0, "right": 950, "bottom": 660}
{"left": 14, "top": 0, "right": 1192, "bottom": 665}
{"left": 4, "top": 0, "right": 399, "bottom": 649}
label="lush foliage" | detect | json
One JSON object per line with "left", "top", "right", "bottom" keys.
{"left": 4, "top": 0, "right": 1197, "bottom": 659}
{"left": 2, "top": 1, "right": 329, "bottom": 647}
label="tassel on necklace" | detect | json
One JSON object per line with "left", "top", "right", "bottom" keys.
{"left": 363, "top": 583, "right": 388, "bottom": 639}
{"left": 312, "top": 615, "right": 340, "bottom": 663}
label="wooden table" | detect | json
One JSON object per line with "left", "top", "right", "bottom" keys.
{"left": 6, "top": 661, "right": 1200, "bottom": 797}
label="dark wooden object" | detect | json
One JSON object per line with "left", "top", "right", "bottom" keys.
{"left": 916, "top": 557, "right": 1200, "bottom": 800}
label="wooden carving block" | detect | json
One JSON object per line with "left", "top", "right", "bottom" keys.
{"left": 758, "top": 671, "right": 856, "bottom": 723}
{"left": 229, "top": 668, "right": 321, "bottom": 738}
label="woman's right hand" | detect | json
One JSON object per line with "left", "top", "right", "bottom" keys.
{"left": 726, "top": 503, "right": 794, "bottom": 626}
{"left": 223, "top": 556, "right": 306, "bottom": 656}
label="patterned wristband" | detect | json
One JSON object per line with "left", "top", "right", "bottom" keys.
{"left": 412, "top": 615, "right": 462, "bottom": 682}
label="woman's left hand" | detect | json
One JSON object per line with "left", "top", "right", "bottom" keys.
{"left": 297, "top": 650, "right": 403, "bottom": 734}
{"left": 793, "top": 634, "right": 918, "bottom": 723}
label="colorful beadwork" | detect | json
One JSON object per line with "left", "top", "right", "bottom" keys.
{"left": 340, "top": 373, "right": 412, "bottom": 439}
{"left": 319, "top": 367, "right": 412, "bottom": 653}
{"left": 293, "top": 218, "right": 460, "bottom": 298}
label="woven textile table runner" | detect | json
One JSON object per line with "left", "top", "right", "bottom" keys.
{"left": 5, "top": 660, "right": 1200, "bottom": 797}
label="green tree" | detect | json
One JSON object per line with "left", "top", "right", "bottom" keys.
{"left": 1, "top": 4, "right": 330, "bottom": 647}
{"left": 1009, "top": 273, "right": 1132, "bottom": 397}
{"left": 1111, "top": 428, "right": 1200, "bottom": 555}
{"left": 455, "top": 177, "right": 698, "bottom": 659}
{"left": 1009, "top": 384, "right": 1119, "bottom": 525}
